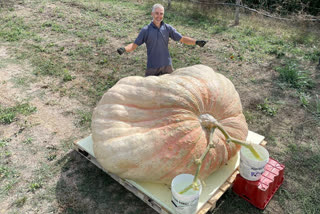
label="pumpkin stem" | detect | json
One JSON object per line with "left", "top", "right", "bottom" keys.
{"left": 179, "top": 127, "right": 215, "bottom": 194}
{"left": 213, "top": 122, "right": 262, "bottom": 160}
{"left": 179, "top": 118, "right": 262, "bottom": 195}
{"left": 193, "top": 127, "right": 215, "bottom": 182}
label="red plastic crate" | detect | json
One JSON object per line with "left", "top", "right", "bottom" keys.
{"left": 232, "top": 158, "right": 285, "bottom": 209}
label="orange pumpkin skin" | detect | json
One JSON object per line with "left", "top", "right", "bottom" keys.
{"left": 92, "top": 64, "right": 248, "bottom": 184}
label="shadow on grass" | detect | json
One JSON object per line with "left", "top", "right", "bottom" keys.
{"left": 212, "top": 188, "right": 266, "bottom": 213}
{"left": 55, "top": 151, "right": 156, "bottom": 214}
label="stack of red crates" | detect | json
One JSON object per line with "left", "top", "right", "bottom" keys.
{"left": 232, "top": 158, "right": 285, "bottom": 209}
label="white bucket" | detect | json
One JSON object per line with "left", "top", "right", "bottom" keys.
{"left": 239, "top": 144, "right": 269, "bottom": 181}
{"left": 171, "top": 174, "right": 202, "bottom": 214}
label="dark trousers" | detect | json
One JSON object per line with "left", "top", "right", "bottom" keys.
{"left": 145, "top": 65, "right": 173, "bottom": 76}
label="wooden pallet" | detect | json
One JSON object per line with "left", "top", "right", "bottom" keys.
{"left": 74, "top": 132, "right": 266, "bottom": 214}
{"left": 74, "top": 142, "right": 170, "bottom": 213}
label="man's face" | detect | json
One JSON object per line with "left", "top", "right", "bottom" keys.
{"left": 151, "top": 7, "right": 164, "bottom": 25}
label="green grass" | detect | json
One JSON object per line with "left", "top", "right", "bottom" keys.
{"left": 285, "top": 142, "right": 320, "bottom": 213}
{"left": 276, "top": 61, "right": 314, "bottom": 90}
{"left": 304, "top": 95, "right": 320, "bottom": 121}
{"left": 87, "top": 71, "right": 120, "bottom": 100}
{"left": 12, "top": 196, "right": 28, "bottom": 208}
{"left": 170, "top": 45, "right": 202, "bottom": 69}
{"left": 0, "top": 167, "right": 20, "bottom": 196}
{"left": 299, "top": 92, "right": 311, "bottom": 107}
{"left": 289, "top": 30, "right": 318, "bottom": 46}
{"left": 61, "top": 137, "right": 77, "bottom": 152}
{"left": 62, "top": 69, "right": 74, "bottom": 82}
{"left": 0, "top": 16, "right": 32, "bottom": 42}
{"left": 0, "top": 103, "right": 37, "bottom": 124}
{"left": 22, "top": 137, "right": 33, "bottom": 144}
{"left": 0, "top": 139, "right": 9, "bottom": 148}
{"left": 0, "top": 137, "right": 20, "bottom": 197}
{"left": 257, "top": 98, "right": 278, "bottom": 116}
{"left": 12, "top": 76, "right": 32, "bottom": 88}
{"left": 32, "top": 56, "right": 66, "bottom": 77}
{"left": 29, "top": 182, "right": 42, "bottom": 192}
{"left": 303, "top": 48, "right": 320, "bottom": 62}
{"left": 76, "top": 110, "right": 92, "bottom": 128}
{"left": 42, "top": 21, "right": 67, "bottom": 33}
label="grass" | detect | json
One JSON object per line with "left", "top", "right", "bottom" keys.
{"left": 76, "top": 109, "right": 92, "bottom": 128}
{"left": 284, "top": 142, "right": 320, "bottom": 213}
{"left": 12, "top": 196, "right": 28, "bottom": 208}
{"left": 305, "top": 95, "right": 320, "bottom": 121}
{"left": 22, "top": 137, "right": 33, "bottom": 144}
{"left": 0, "top": 138, "right": 20, "bottom": 197}
{"left": 0, "top": 103, "right": 37, "bottom": 124}
{"left": 32, "top": 56, "right": 65, "bottom": 77}
{"left": 0, "top": 16, "right": 32, "bottom": 42}
{"left": 257, "top": 98, "right": 278, "bottom": 116}
{"left": 276, "top": 61, "right": 314, "bottom": 90}
{"left": 0, "top": 0, "right": 319, "bottom": 213}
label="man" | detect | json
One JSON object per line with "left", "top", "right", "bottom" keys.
{"left": 117, "top": 3, "right": 207, "bottom": 76}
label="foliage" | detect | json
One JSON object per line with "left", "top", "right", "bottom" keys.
{"left": 299, "top": 92, "right": 311, "bottom": 107}
{"left": 172, "top": 0, "right": 320, "bottom": 16}
{"left": 305, "top": 95, "right": 320, "bottom": 119}
{"left": 276, "top": 62, "right": 314, "bottom": 90}
{"left": 0, "top": 103, "right": 37, "bottom": 124}
{"left": 257, "top": 98, "right": 278, "bottom": 116}
{"left": 226, "top": 0, "right": 320, "bottom": 16}
{"left": 0, "top": 16, "right": 31, "bottom": 42}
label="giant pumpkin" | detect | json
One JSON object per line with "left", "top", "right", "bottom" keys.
{"left": 91, "top": 64, "right": 248, "bottom": 184}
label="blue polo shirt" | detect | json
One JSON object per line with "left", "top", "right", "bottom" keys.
{"left": 134, "top": 21, "right": 182, "bottom": 69}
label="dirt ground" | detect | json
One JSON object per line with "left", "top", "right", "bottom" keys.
{"left": 1, "top": 0, "right": 319, "bottom": 214}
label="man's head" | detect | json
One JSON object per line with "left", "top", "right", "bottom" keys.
{"left": 151, "top": 4, "right": 164, "bottom": 26}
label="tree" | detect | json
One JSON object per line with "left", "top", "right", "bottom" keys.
{"left": 235, "top": 0, "right": 241, "bottom": 25}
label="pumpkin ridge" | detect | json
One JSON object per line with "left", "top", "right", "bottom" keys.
{"left": 112, "top": 78, "right": 201, "bottom": 112}
{"left": 178, "top": 65, "right": 212, "bottom": 111}
{"left": 174, "top": 65, "right": 219, "bottom": 114}
{"left": 99, "top": 120, "right": 200, "bottom": 143}
{"left": 96, "top": 113, "right": 198, "bottom": 129}
{"left": 170, "top": 76, "right": 204, "bottom": 113}
{"left": 177, "top": 76, "right": 207, "bottom": 112}
{"left": 103, "top": 102, "right": 187, "bottom": 111}
{"left": 105, "top": 91, "right": 197, "bottom": 112}
{"left": 97, "top": 105, "right": 197, "bottom": 123}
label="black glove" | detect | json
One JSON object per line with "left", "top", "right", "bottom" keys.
{"left": 117, "top": 47, "right": 125, "bottom": 55}
{"left": 196, "top": 40, "right": 207, "bottom": 47}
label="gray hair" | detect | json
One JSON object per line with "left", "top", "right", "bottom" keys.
{"left": 152, "top": 4, "right": 164, "bottom": 12}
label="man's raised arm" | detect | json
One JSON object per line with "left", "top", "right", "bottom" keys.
{"left": 117, "top": 43, "right": 138, "bottom": 55}
{"left": 180, "top": 36, "right": 207, "bottom": 47}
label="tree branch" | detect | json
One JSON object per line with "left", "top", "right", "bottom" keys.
{"left": 188, "top": 1, "right": 320, "bottom": 22}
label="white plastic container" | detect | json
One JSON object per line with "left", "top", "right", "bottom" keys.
{"left": 171, "top": 174, "right": 202, "bottom": 214}
{"left": 239, "top": 144, "right": 269, "bottom": 181}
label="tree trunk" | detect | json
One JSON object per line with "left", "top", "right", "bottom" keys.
{"left": 235, "top": 0, "right": 240, "bottom": 25}
{"left": 168, "top": 0, "right": 171, "bottom": 9}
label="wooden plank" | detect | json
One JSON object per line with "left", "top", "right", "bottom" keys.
{"left": 227, "top": 170, "right": 239, "bottom": 183}
{"left": 261, "top": 140, "right": 267, "bottom": 146}
{"left": 197, "top": 203, "right": 214, "bottom": 214}
{"left": 219, "top": 181, "right": 232, "bottom": 193}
